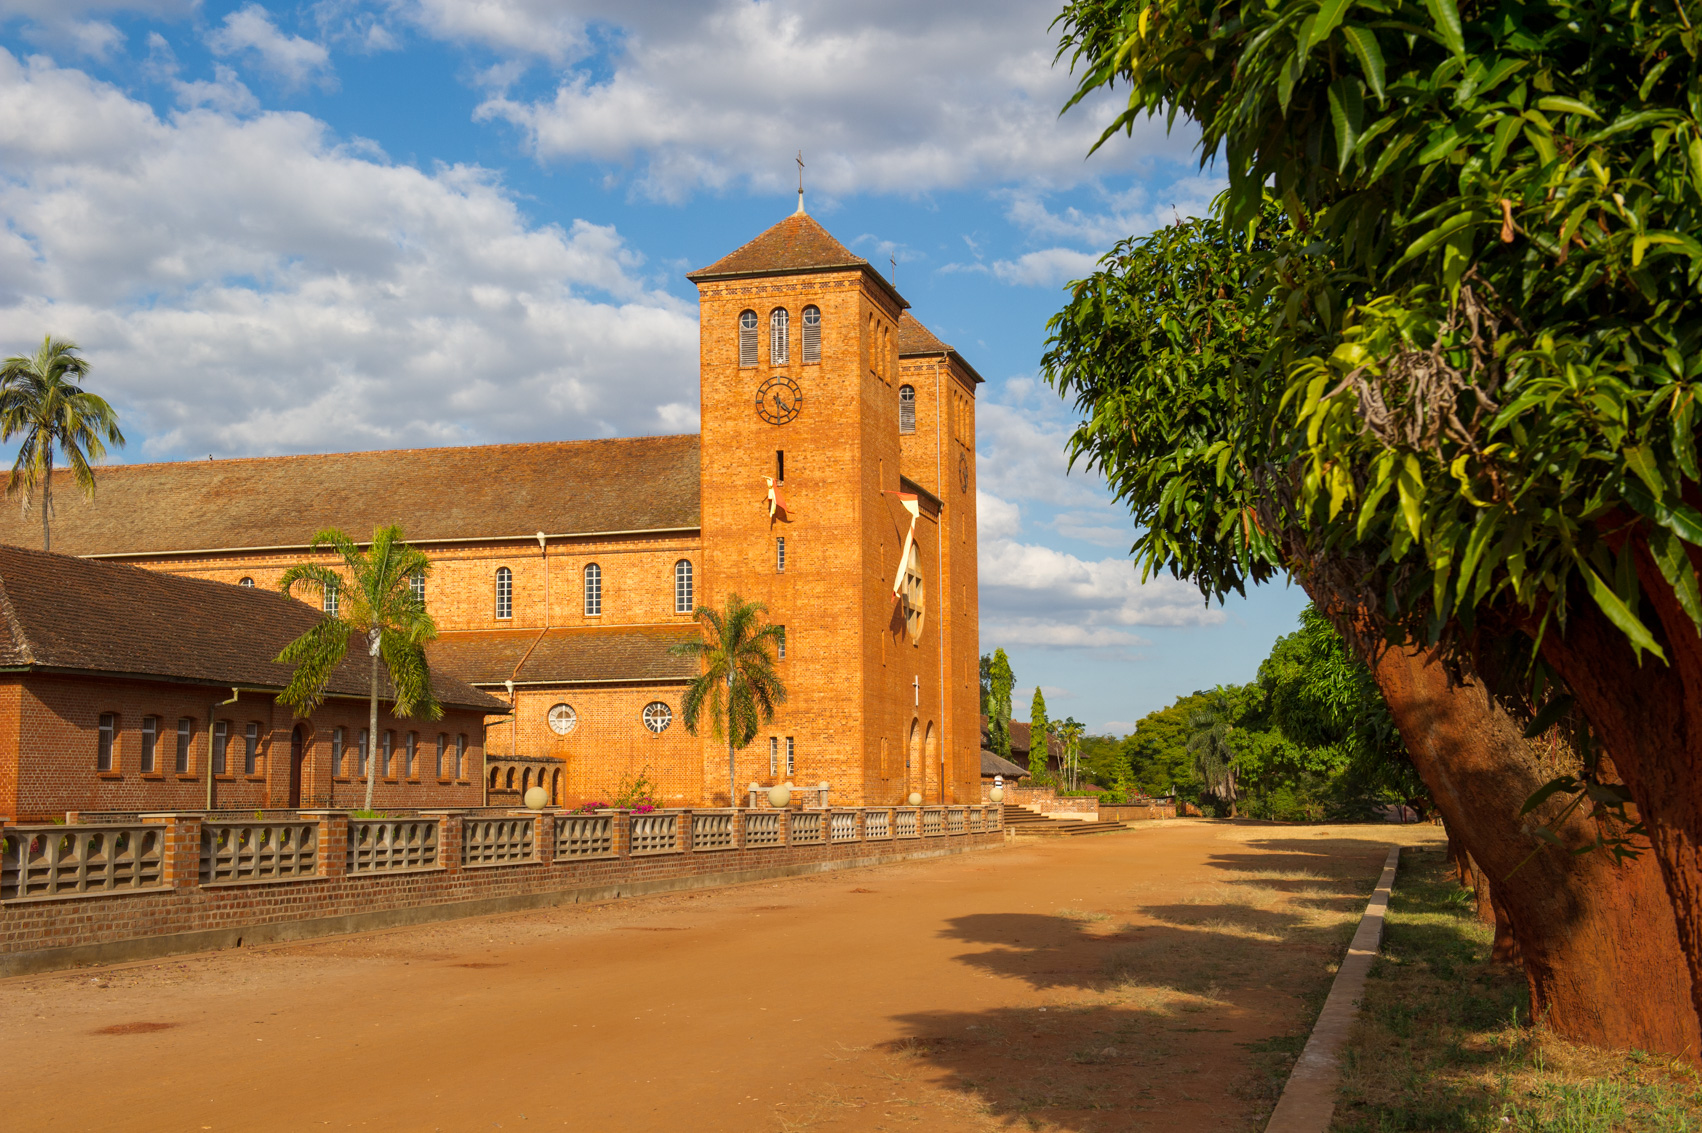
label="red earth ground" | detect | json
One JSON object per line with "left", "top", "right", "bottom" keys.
{"left": 0, "top": 819, "right": 1442, "bottom": 1132}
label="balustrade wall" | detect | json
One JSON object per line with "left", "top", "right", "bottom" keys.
{"left": 0, "top": 805, "right": 1004, "bottom": 975}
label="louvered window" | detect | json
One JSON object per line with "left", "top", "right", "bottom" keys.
{"left": 899, "top": 385, "right": 916, "bottom": 434}
{"left": 802, "top": 306, "right": 821, "bottom": 363}
{"left": 770, "top": 308, "right": 789, "bottom": 364}
{"left": 739, "top": 310, "right": 758, "bottom": 366}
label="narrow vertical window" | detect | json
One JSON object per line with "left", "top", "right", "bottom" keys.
{"left": 495, "top": 567, "right": 513, "bottom": 619}
{"left": 176, "top": 718, "right": 193, "bottom": 774}
{"left": 776, "top": 537, "right": 786, "bottom": 573}
{"left": 410, "top": 570, "right": 425, "bottom": 605}
{"left": 357, "top": 728, "right": 369, "bottom": 776}
{"left": 738, "top": 310, "right": 758, "bottom": 366}
{"left": 406, "top": 732, "right": 418, "bottom": 778}
{"left": 436, "top": 733, "right": 448, "bottom": 779}
{"left": 97, "top": 713, "right": 116, "bottom": 771}
{"left": 776, "top": 449, "right": 785, "bottom": 482}
{"left": 213, "top": 721, "right": 229, "bottom": 775}
{"left": 244, "top": 722, "right": 259, "bottom": 774}
{"left": 584, "top": 563, "right": 602, "bottom": 615}
{"left": 801, "top": 305, "right": 821, "bottom": 364}
{"left": 456, "top": 734, "right": 467, "bottom": 779}
{"left": 769, "top": 736, "right": 779, "bottom": 776}
{"left": 674, "top": 559, "right": 694, "bottom": 613}
{"left": 332, "top": 727, "right": 345, "bottom": 776}
{"left": 323, "top": 580, "right": 339, "bottom": 617}
{"left": 140, "top": 717, "right": 158, "bottom": 773}
{"left": 382, "top": 730, "right": 395, "bottom": 777}
{"left": 776, "top": 626, "right": 786, "bottom": 660}
{"left": 770, "top": 308, "right": 790, "bottom": 364}
{"left": 899, "top": 385, "right": 916, "bottom": 434}
{"left": 785, "top": 736, "right": 795, "bottom": 776}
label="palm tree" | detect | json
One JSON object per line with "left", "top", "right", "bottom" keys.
{"left": 276, "top": 525, "right": 441, "bottom": 811}
{"left": 1058, "top": 718, "right": 1085, "bottom": 792}
{"left": 1186, "top": 692, "right": 1240, "bottom": 816}
{"left": 671, "top": 593, "right": 787, "bottom": 806}
{"left": 0, "top": 336, "right": 125, "bottom": 552}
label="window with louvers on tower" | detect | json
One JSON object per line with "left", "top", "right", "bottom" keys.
{"left": 802, "top": 306, "right": 820, "bottom": 363}
{"left": 770, "top": 308, "right": 789, "bottom": 364}
{"left": 899, "top": 385, "right": 916, "bottom": 434}
{"left": 739, "top": 310, "right": 758, "bottom": 366}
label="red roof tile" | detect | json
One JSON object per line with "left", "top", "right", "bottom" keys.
{"left": 0, "top": 544, "right": 506, "bottom": 711}
{"left": 898, "top": 312, "right": 985, "bottom": 386}
{"left": 429, "top": 625, "right": 701, "bottom": 686}
{"left": 0, "top": 434, "right": 701, "bottom": 557}
{"left": 687, "top": 212, "right": 906, "bottom": 307}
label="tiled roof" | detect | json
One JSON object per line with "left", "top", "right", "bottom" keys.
{"left": 898, "top": 312, "right": 985, "bottom": 386}
{"left": 429, "top": 625, "right": 701, "bottom": 686}
{"left": 687, "top": 212, "right": 906, "bottom": 307}
{"left": 0, "top": 434, "right": 701, "bottom": 557}
{"left": 981, "top": 750, "right": 1030, "bottom": 779}
{"left": 0, "top": 544, "right": 506, "bottom": 711}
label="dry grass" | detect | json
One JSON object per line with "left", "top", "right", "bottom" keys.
{"left": 1332, "top": 846, "right": 1702, "bottom": 1132}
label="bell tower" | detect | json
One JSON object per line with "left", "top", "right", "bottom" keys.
{"left": 687, "top": 210, "right": 977, "bottom": 806}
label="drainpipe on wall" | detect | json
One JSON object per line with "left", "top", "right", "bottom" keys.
{"left": 205, "top": 687, "right": 244, "bottom": 810}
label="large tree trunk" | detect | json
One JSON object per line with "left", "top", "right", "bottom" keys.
{"left": 1538, "top": 547, "right": 1702, "bottom": 1050}
{"left": 1369, "top": 638, "right": 1699, "bottom": 1060}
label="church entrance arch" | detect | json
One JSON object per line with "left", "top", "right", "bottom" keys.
{"left": 924, "top": 723, "right": 938, "bottom": 803}
{"left": 908, "top": 719, "right": 921, "bottom": 798}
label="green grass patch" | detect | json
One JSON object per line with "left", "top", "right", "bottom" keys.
{"left": 1331, "top": 846, "right": 1702, "bottom": 1132}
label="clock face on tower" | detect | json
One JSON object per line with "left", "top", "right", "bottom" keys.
{"left": 755, "top": 376, "right": 803, "bottom": 425}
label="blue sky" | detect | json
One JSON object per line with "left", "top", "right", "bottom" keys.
{"left": 0, "top": 0, "right": 1308, "bottom": 733}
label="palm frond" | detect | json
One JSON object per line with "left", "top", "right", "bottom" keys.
{"left": 275, "top": 618, "right": 352, "bottom": 715}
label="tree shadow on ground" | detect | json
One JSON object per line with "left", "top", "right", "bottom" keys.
{"left": 861, "top": 850, "right": 1391, "bottom": 1133}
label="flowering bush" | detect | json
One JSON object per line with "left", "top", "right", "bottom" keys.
{"left": 571, "top": 800, "right": 609, "bottom": 814}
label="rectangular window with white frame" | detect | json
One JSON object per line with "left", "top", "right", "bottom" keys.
{"left": 769, "top": 736, "right": 778, "bottom": 777}
{"left": 357, "top": 728, "right": 369, "bottom": 776}
{"left": 332, "top": 726, "right": 345, "bottom": 776}
{"left": 213, "top": 721, "right": 229, "bottom": 775}
{"left": 776, "top": 626, "right": 786, "bottom": 660}
{"left": 785, "top": 737, "right": 795, "bottom": 776}
{"left": 776, "top": 537, "right": 786, "bottom": 573}
{"left": 436, "top": 733, "right": 447, "bottom": 779}
{"left": 176, "top": 717, "right": 193, "bottom": 774}
{"left": 244, "top": 722, "right": 260, "bottom": 775}
{"left": 456, "top": 734, "right": 467, "bottom": 779}
{"left": 140, "top": 716, "right": 158, "bottom": 773}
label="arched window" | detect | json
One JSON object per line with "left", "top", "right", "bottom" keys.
{"left": 770, "top": 308, "right": 790, "bottom": 364}
{"left": 738, "top": 310, "right": 758, "bottom": 367}
{"left": 410, "top": 570, "right": 425, "bottom": 604}
{"left": 495, "top": 567, "right": 512, "bottom": 619}
{"left": 584, "top": 563, "right": 602, "bottom": 616}
{"left": 674, "top": 559, "right": 693, "bottom": 613}
{"left": 899, "top": 385, "right": 916, "bottom": 434}
{"left": 802, "top": 306, "right": 821, "bottom": 364}
{"left": 238, "top": 577, "right": 254, "bottom": 588}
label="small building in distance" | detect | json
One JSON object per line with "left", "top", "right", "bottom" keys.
{"left": 0, "top": 545, "right": 507, "bottom": 822}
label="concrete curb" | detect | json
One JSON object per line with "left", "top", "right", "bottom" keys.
{"left": 1264, "top": 844, "right": 1401, "bottom": 1133}
{"left": 1, "top": 839, "right": 999, "bottom": 979}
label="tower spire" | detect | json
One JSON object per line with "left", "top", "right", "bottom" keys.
{"left": 795, "top": 150, "right": 806, "bottom": 215}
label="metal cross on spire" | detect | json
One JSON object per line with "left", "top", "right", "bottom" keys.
{"left": 795, "top": 151, "right": 805, "bottom": 215}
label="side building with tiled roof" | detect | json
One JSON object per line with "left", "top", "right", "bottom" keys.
{"left": 0, "top": 544, "right": 506, "bottom": 820}
{"left": 0, "top": 206, "right": 981, "bottom": 810}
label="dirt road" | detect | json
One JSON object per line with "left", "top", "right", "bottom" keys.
{"left": 1, "top": 820, "right": 1442, "bottom": 1132}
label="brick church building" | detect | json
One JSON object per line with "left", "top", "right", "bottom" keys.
{"left": 0, "top": 209, "right": 982, "bottom": 809}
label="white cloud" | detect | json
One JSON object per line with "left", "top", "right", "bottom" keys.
{"left": 1001, "top": 173, "right": 1226, "bottom": 248}
{"left": 979, "top": 538, "right": 1221, "bottom": 634}
{"left": 0, "top": 49, "right": 698, "bottom": 459}
{"left": 1050, "top": 508, "right": 1131, "bottom": 549}
{"left": 977, "top": 489, "right": 1020, "bottom": 541}
{"left": 975, "top": 398, "right": 1101, "bottom": 508}
{"left": 988, "top": 246, "right": 1099, "bottom": 288}
{"left": 207, "top": 4, "right": 333, "bottom": 87}
{"left": 457, "top": 0, "right": 1192, "bottom": 201}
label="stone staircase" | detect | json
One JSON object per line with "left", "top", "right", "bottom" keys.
{"left": 1002, "top": 804, "right": 1128, "bottom": 836}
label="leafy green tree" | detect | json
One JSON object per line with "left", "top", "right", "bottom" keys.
{"left": 277, "top": 526, "right": 441, "bottom": 812}
{"left": 0, "top": 336, "right": 125, "bottom": 552}
{"left": 1123, "top": 691, "right": 1216, "bottom": 797}
{"left": 672, "top": 593, "right": 787, "bottom": 806}
{"left": 986, "top": 649, "right": 1015, "bottom": 759}
{"left": 1028, "top": 686, "right": 1050, "bottom": 784}
{"left": 1186, "top": 690, "right": 1241, "bottom": 815}
{"left": 1050, "top": 0, "right": 1702, "bottom": 1052}
{"left": 1058, "top": 717, "right": 1085, "bottom": 791}
{"left": 979, "top": 653, "right": 993, "bottom": 716}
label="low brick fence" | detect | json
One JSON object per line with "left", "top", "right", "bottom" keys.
{"left": 1099, "top": 802, "right": 1177, "bottom": 822}
{"left": 0, "top": 805, "right": 1004, "bottom": 976}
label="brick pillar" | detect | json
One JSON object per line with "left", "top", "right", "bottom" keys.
{"left": 679, "top": 810, "right": 694, "bottom": 853}
{"left": 535, "top": 814, "right": 554, "bottom": 865}
{"left": 613, "top": 811, "right": 631, "bottom": 859}
{"left": 779, "top": 810, "right": 792, "bottom": 847}
{"left": 419, "top": 811, "right": 461, "bottom": 873}
{"left": 142, "top": 813, "right": 202, "bottom": 891}
{"left": 732, "top": 808, "right": 745, "bottom": 848}
{"left": 300, "top": 810, "right": 347, "bottom": 878}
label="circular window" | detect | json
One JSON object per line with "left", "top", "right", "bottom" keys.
{"left": 642, "top": 702, "right": 673, "bottom": 734}
{"left": 547, "top": 703, "right": 577, "bottom": 735}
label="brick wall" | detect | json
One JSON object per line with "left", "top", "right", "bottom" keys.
{"left": 489, "top": 683, "right": 700, "bottom": 804}
{"left": 0, "top": 805, "right": 1004, "bottom": 974}
{"left": 0, "top": 673, "right": 485, "bottom": 821}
